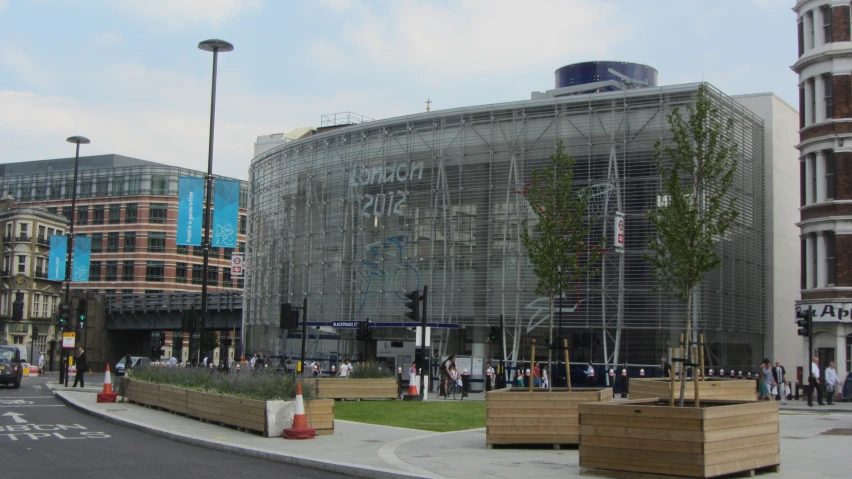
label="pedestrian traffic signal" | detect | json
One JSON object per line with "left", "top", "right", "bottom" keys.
{"left": 404, "top": 290, "right": 420, "bottom": 321}
{"left": 796, "top": 307, "right": 813, "bottom": 337}
{"left": 489, "top": 326, "right": 500, "bottom": 341}
{"left": 59, "top": 304, "right": 71, "bottom": 331}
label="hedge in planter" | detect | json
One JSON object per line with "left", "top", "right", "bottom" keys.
{"left": 578, "top": 398, "right": 779, "bottom": 478}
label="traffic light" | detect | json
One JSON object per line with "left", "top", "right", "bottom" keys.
{"left": 356, "top": 321, "right": 365, "bottom": 341}
{"left": 404, "top": 290, "right": 420, "bottom": 321}
{"left": 59, "top": 304, "right": 71, "bottom": 331}
{"left": 364, "top": 320, "right": 373, "bottom": 341}
{"left": 796, "top": 307, "right": 812, "bottom": 337}
{"left": 77, "top": 299, "right": 87, "bottom": 328}
{"left": 159, "top": 333, "right": 166, "bottom": 347}
{"left": 32, "top": 326, "right": 39, "bottom": 338}
{"left": 489, "top": 326, "right": 500, "bottom": 341}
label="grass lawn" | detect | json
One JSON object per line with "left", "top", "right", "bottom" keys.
{"left": 334, "top": 400, "right": 486, "bottom": 432}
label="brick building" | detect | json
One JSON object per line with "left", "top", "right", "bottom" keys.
{"left": 793, "top": 1, "right": 852, "bottom": 381}
{"left": 0, "top": 155, "right": 247, "bottom": 365}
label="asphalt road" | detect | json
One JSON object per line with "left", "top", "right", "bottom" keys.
{"left": 0, "top": 375, "right": 350, "bottom": 479}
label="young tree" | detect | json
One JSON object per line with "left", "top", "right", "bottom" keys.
{"left": 645, "top": 84, "right": 739, "bottom": 406}
{"left": 521, "top": 140, "right": 602, "bottom": 388}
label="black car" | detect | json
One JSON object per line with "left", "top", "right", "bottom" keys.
{"left": 0, "top": 345, "right": 23, "bottom": 388}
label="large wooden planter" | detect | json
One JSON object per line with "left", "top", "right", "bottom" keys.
{"left": 629, "top": 377, "right": 756, "bottom": 401}
{"left": 579, "top": 399, "right": 780, "bottom": 478}
{"left": 124, "top": 381, "right": 334, "bottom": 437}
{"left": 314, "top": 378, "right": 399, "bottom": 400}
{"left": 486, "top": 387, "right": 612, "bottom": 448}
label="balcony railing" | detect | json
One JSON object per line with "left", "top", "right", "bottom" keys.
{"left": 0, "top": 270, "right": 10, "bottom": 277}
{"left": 34, "top": 269, "right": 46, "bottom": 279}
{"left": 16, "top": 234, "right": 31, "bottom": 243}
{"left": 36, "top": 236, "right": 49, "bottom": 246}
{"left": 105, "top": 292, "right": 243, "bottom": 313}
{"left": 2, "top": 235, "right": 11, "bottom": 243}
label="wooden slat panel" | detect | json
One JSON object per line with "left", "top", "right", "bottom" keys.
{"left": 581, "top": 435, "right": 703, "bottom": 454}
{"left": 581, "top": 415, "right": 703, "bottom": 431}
{"left": 580, "top": 446, "right": 705, "bottom": 466}
{"left": 703, "top": 433, "right": 778, "bottom": 454}
{"left": 580, "top": 456, "right": 703, "bottom": 478}
{"left": 704, "top": 423, "right": 778, "bottom": 442}
{"left": 487, "top": 417, "right": 578, "bottom": 427}
{"left": 579, "top": 424, "right": 704, "bottom": 442}
{"left": 704, "top": 454, "right": 780, "bottom": 477}
{"left": 488, "top": 433, "right": 578, "bottom": 444}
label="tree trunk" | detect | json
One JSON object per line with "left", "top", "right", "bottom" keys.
{"left": 548, "top": 296, "right": 554, "bottom": 391}
{"left": 678, "top": 289, "right": 693, "bottom": 407}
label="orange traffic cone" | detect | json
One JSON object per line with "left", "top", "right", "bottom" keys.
{"left": 404, "top": 366, "right": 422, "bottom": 400}
{"left": 97, "top": 364, "right": 118, "bottom": 403}
{"left": 282, "top": 383, "right": 315, "bottom": 440}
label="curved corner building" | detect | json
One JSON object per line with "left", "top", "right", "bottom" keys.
{"left": 245, "top": 76, "right": 765, "bottom": 373}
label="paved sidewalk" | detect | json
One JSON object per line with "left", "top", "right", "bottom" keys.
{"left": 50, "top": 385, "right": 852, "bottom": 479}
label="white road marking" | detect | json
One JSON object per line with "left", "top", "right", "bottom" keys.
{"left": 0, "top": 405, "right": 65, "bottom": 408}
{"left": 2, "top": 412, "right": 27, "bottom": 424}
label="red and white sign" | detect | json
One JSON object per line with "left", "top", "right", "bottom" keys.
{"left": 231, "top": 253, "right": 245, "bottom": 277}
{"left": 614, "top": 212, "right": 625, "bottom": 252}
{"left": 62, "top": 332, "right": 76, "bottom": 349}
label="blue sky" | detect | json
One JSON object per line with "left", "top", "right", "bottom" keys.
{"left": 0, "top": 0, "right": 795, "bottom": 180}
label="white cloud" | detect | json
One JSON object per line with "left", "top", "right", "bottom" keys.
{"left": 0, "top": 44, "right": 50, "bottom": 87}
{"left": 311, "top": 0, "right": 628, "bottom": 76}
{"left": 112, "top": 0, "right": 263, "bottom": 28}
{"left": 93, "top": 29, "right": 123, "bottom": 46}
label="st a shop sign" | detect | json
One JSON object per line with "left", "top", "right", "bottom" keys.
{"left": 796, "top": 303, "right": 852, "bottom": 323}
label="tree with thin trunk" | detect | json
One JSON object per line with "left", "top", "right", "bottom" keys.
{"left": 645, "top": 84, "right": 739, "bottom": 406}
{"left": 521, "top": 140, "right": 602, "bottom": 389}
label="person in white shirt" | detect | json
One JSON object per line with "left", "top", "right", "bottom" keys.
{"left": 485, "top": 362, "right": 495, "bottom": 391}
{"left": 339, "top": 360, "right": 349, "bottom": 378}
{"left": 808, "top": 356, "right": 824, "bottom": 407}
{"left": 37, "top": 352, "right": 45, "bottom": 376}
{"left": 249, "top": 354, "right": 257, "bottom": 368}
{"left": 825, "top": 362, "right": 839, "bottom": 405}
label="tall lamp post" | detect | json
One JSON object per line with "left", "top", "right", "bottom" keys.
{"left": 197, "top": 39, "right": 233, "bottom": 366}
{"left": 61, "top": 135, "right": 89, "bottom": 386}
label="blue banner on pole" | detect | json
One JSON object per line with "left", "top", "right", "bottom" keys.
{"left": 177, "top": 176, "right": 204, "bottom": 246}
{"left": 72, "top": 236, "right": 91, "bottom": 282}
{"left": 212, "top": 179, "right": 239, "bottom": 248}
{"left": 48, "top": 235, "right": 67, "bottom": 281}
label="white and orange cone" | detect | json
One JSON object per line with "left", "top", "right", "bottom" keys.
{"left": 97, "top": 364, "right": 118, "bottom": 403}
{"left": 282, "top": 383, "right": 315, "bottom": 440}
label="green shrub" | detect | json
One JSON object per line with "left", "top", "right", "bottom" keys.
{"left": 348, "top": 360, "right": 395, "bottom": 379}
{"left": 130, "top": 366, "right": 313, "bottom": 401}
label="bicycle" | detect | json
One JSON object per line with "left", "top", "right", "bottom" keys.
{"left": 444, "top": 380, "right": 463, "bottom": 400}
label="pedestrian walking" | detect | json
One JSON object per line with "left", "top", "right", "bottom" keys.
{"left": 312, "top": 360, "right": 319, "bottom": 377}
{"left": 661, "top": 357, "right": 672, "bottom": 378}
{"left": 825, "top": 362, "right": 839, "bottom": 405}
{"left": 807, "top": 356, "right": 824, "bottom": 407}
{"left": 202, "top": 354, "right": 208, "bottom": 368}
{"left": 37, "top": 351, "right": 44, "bottom": 376}
{"left": 585, "top": 362, "right": 595, "bottom": 387}
{"left": 250, "top": 354, "right": 257, "bottom": 368}
{"left": 338, "top": 359, "right": 350, "bottom": 378}
{"left": 72, "top": 347, "right": 88, "bottom": 388}
{"left": 255, "top": 354, "right": 265, "bottom": 369}
{"left": 541, "top": 364, "right": 549, "bottom": 388}
{"left": 758, "top": 359, "right": 773, "bottom": 401}
{"left": 533, "top": 361, "right": 542, "bottom": 388}
{"left": 485, "top": 362, "right": 495, "bottom": 391}
{"left": 516, "top": 366, "right": 525, "bottom": 388}
{"left": 772, "top": 360, "right": 787, "bottom": 404}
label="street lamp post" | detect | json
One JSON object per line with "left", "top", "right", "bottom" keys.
{"left": 61, "top": 135, "right": 89, "bottom": 386}
{"left": 197, "top": 39, "right": 233, "bottom": 366}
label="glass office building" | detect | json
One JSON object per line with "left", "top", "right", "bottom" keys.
{"left": 245, "top": 82, "right": 765, "bottom": 370}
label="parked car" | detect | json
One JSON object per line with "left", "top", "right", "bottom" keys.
{"left": 115, "top": 356, "right": 150, "bottom": 376}
{"left": 0, "top": 345, "right": 24, "bottom": 388}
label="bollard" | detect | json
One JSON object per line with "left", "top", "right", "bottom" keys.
{"left": 609, "top": 369, "right": 614, "bottom": 389}
{"left": 398, "top": 367, "right": 403, "bottom": 399}
{"left": 620, "top": 368, "right": 628, "bottom": 398}
{"left": 738, "top": 370, "right": 743, "bottom": 379}
{"left": 639, "top": 368, "right": 645, "bottom": 377}
{"left": 794, "top": 380, "right": 800, "bottom": 400}
{"left": 708, "top": 368, "right": 714, "bottom": 377}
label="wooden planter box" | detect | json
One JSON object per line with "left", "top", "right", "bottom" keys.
{"left": 629, "top": 378, "right": 756, "bottom": 401}
{"left": 579, "top": 399, "right": 780, "bottom": 478}
{"left": 126, "top": 380, "right": 160, "bottom": 408}
{"left": 314, "top": 378, "right": 399, "bottom": 400}
{"left": 486, "top": 387, "right": 612, "bottom": 448}
{"left": 124, "top": 381, "right": 334, "bottom": 437}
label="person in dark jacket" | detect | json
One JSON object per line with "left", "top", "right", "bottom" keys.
{"left": 73, "top": 347, "right": 88, "bottom": 388}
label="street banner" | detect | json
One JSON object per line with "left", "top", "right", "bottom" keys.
{"left": 72, "top": 236, "right": 91, "bottom": 282}
{"left": 48, "top": 235, "right": 67, "bottom": 281}
{"left": 177, "top": 176, "right": 204, "bottom": 246}
{"left": 212, "top": 179, "right": 239, "bottom": 248}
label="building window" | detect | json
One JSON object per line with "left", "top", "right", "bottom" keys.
{"left": 176, "top": 262, "right": 187, "bottom": 283}
{"left": 62, "top": 206, "right": 73, "bottom": 222}
{"left": 193, "top": 246, "right": 205, "bottom": 257}
{"left": 826, "top": 150, "right": 835, "bottom": 200}
{"left": 122, "top": 260, "right": 135, "bottom": 281}
{"left": 92, "top": 232, "right": 103, "bottom": 253}
{"left": 822, "top": 5, "right": 832, "bottom": 43}
{"left": 35, "top": 257, "right": 45, "bottom": 277}
{"left": 96, "top": 177, "right": 108, "bottom": 196}
{"left": 76, "top": 205, "right": 88, "bottom": 225}
{"left": 147, "top": 232, "right": 166, "bottom": 253}
{"left": 124, "top": 231, "right": 137, "bottom": 252}
{"left": 810, "top": 78, "right": 816, "bottom": 125}
{"left": 127, "top": 175, "right": 141, "bottom": 195}
{"left": 239, "top": 241, "right": 245, "bottom": 253}
{"left": 47, "top": 207, "right": 58, "bottom": 215}
{"left": 17, "top": 255, "right": 26, "bottom": 273}
{"left": 239, "top": 215, "right": 247, "bottom": 234}
{"left": 177, "top": 245, "right": 188, "bottom": 255}
{"left": 152, "top": 175, "right": 168, "bottom": 195}
{"left": 223, "top": 267, "right": 232, "bottom": 284}
{"left": 811, "top": 233, "right": 818, "bottom": 289}
{"left": 125, "top": 203, "right": 138, "bottom": 223}
{"left": 237, "top": 277, "right": 244, "bottom": 289}
{"left": 80, "top": 178, "right": 93, "bottom": 197}
{"left": 108, "top": 232, "right": 119, "bottom": 252}
{"left": 192, "top": 264, "right": 203, "bottom": 285}
{"left": 826, "top": 231, "right": 836, "bottom": 286}
{"left": 811, "top": 154, "right": 818, "bottom": 204}
{"left": 146, "top": 261, "right": 165, "bottom": 282}
{"left": 209, "top": 247, "right": 218, "bottom": 259}
{"left": 93, "top": 205, "right": 105, "bottom": 225}
{"left": 824, "top": 74, "right": 833, "bottom": 119}
{"left": 90, "top": 261, "right": 101, "bottom": 281}
{"left": 149, "top": 203, "right": 167, "bottom": 224}
{"left": 106, "top": 261, "right": 118, "bottom": 281}
{"left": 208, "top": 266, "right": 218, "bottom": 286}
{"left": 109, "top": 204, "right": 121, "bottom": 224}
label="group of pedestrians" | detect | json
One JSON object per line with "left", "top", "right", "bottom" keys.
{"left": 804, "top": 356, "right": 841, "bottom": 406}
